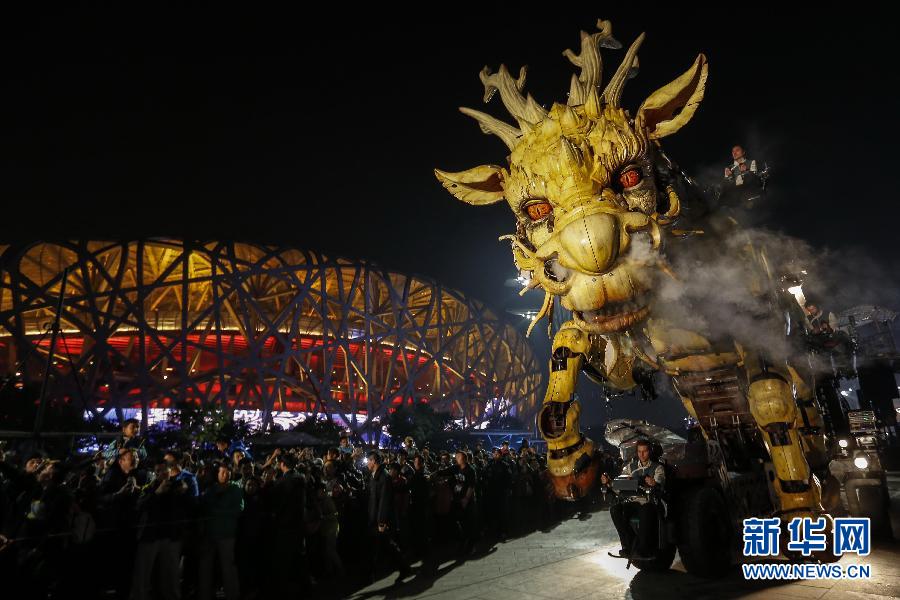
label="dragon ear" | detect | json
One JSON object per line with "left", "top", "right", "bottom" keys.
{"left": 434, "top": 165, "right": 507, "bottom": 205}
{"left": 636, "top": 54, "right": 708, "bottom": 140}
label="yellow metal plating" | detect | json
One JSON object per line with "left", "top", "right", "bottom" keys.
{"left": 436, "top": 18, "right": 828, "bottom": 520}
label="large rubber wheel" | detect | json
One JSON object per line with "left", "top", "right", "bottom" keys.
{"left": 820, "top": 474, "right": 846, "bottom": 516}
{"left": 631, "top": 543, "right": 677, "bottom": 572}
{"left": 858, "top": 484, "right": 892, "bottom": 540}
{"left": 677, "top": 486, "right": 732, "bottom": 578}
{"left": 779, "top": 513, "right": 840, "bottom": 563}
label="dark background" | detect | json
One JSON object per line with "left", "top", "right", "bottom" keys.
{"left": 3, "top": 4, "right": 897, "bottom": 428}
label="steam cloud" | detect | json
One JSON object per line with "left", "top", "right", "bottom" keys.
{"left": 650, "top": 211, "right": 899, "bottom": 363}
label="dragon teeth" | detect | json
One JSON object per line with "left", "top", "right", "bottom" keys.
{"left": 579, "top": 300, "right": 646, "bottom": 324}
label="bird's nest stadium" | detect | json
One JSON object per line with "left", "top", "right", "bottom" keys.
{"left": 0, "top": 241, "right": 542, "bottom": 433}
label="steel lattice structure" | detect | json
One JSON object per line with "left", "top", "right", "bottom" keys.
{"left": 0, "top": 241, "right": 541, "bottom": 432}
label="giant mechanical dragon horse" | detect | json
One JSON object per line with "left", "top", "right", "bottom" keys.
{"left": 435, "top": 19, "right": 835, "bottom": 550}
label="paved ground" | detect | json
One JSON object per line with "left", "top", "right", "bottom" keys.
{"left": 349, "top": 473, "right": 900, "bottom": 600}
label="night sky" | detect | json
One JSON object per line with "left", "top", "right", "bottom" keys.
{"left": 4, "top": 5, "right": 898, "bottom": 428}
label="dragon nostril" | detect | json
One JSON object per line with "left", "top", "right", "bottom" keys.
{"left": 544, "top": 258, "right": 567, "bottom": 283}
{"left": 544, "top": 260, "right": 557, "bottom": 281}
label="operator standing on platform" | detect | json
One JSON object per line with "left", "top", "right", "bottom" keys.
{"left": 724, "top": 145, "right": 759, "bottom": 187}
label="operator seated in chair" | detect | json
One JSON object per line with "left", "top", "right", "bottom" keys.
{"left": 601, "top": 439, "right": 666, "bottom": 559}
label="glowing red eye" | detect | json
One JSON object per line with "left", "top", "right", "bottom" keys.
{"left": 619, "top": 169, "right": 642, "bottom": 189}
{"left": 525, "top": 201, "right": 553, "bottom": 221}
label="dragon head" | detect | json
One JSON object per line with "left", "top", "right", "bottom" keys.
{"left": 436, "top": 20, "right": 707, "bottom": 338}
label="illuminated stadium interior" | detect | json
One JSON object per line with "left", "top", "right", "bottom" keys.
{"left": 0, "top": 241, "right": 541, "bottom": 432}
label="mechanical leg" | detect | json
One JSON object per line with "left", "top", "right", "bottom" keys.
{"left": 743, "top": 352, "right": 835, "bottom": 558}
{"left": 537, "top": 322, "right": 601, "bottom": 500}
{"left": 787, "top": 365, "right": 830, "bottom": 475}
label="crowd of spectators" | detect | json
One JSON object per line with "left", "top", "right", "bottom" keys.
{"left": 0, "top": 421, "right": 591, "bottom": 599}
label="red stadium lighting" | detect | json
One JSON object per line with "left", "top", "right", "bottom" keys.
{"left": 0, "top": 241, "right": 541, "bottom": 432}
